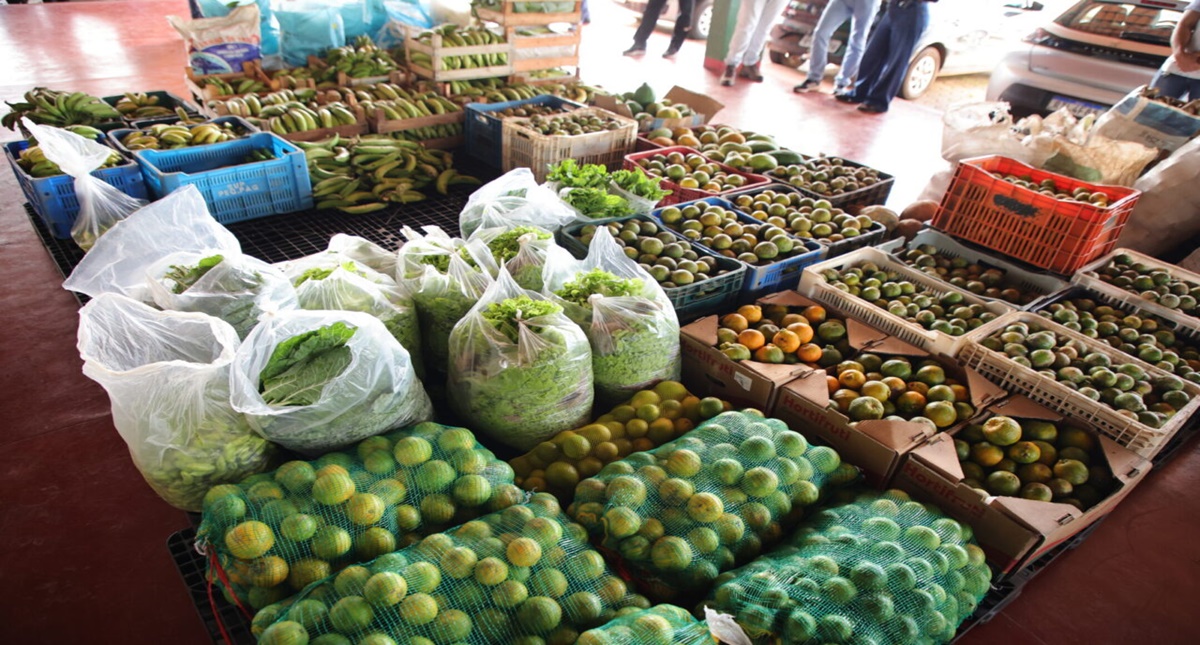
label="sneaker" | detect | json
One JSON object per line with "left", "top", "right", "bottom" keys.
{"left": 793, "top": 79, "right": 820, "bottom": 93}
{"left": 720, "top": 64, "right": 736, "bottom": 86}
{"left": 663, "top": 44, "right": 681, "bottom": 58}
{"left": 623, "top": 44, "right": 646, "bottom": 56}
{"left": 835, "top": 92, "right": 862, "bottom": 104}
{"left": 857, "top": 103, "right": 887, "bottom": 114}
{"left": 739, "top": 64, "right": 764, "bottom": 82}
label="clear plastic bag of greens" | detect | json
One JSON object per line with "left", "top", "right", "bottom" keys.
{"left": 327, "top": 233, "right": 398, "bottom": 277}
{"left": 702, "top": 488, "right": 993, "bottom": 644}
{"left": 277, "top": 253, "right": 424, "bottom": 379}
{"left": 251, "top": 492, "right": 652, "bottom": 644}
{"left": 396, "top": 226, "right": 495, "bottom": 379}
{"left": 544, "top": 226, "right": 680, "bottom": 409}
{"left": 147, "top": 250, "right": 299, "bottom": 339}
{"left": 577, "top": 604, "right": 752, "bottom": 645}
{"left": 569, "top": 410, "right": 857, "bottom": 602}
{"left": 22, "top": 119, "right": 149, "bottom": 252}
{"left": 62, "top": 186, "right": 237, "bottom": 303}
{"left": 466, "top": 216, "right": 570, "bottom": 291}
{"left": 230, "top": 309, "right": 433, "bottom": 455}
{"left": 448, "top": 269, "right": 594, "bottom": 451}
{"left": 459, "top": 168, "right": 576, "bottom": 238}
{"left": 77, "top": 293, "right": 275, "bottom": 512}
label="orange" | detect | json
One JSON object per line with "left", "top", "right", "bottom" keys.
{"left": 753, "top": 345, "right": 785, "bottom": 363}
{"left": 721, "top": 313, "right": 749, "bottom": 333}
{"left": 780, "top": 313, "right": 807, "bottom": 327}
{"left": 738, "top": 329, "right": 766, "bottom": 351}
{"left": 882, "top": 377, "right": 908, "bottom": 397}
{"left": 838, "top": 369, "right": 867, "bottom": 391}
{"left": 826, "top": 375, "right": 841, "bottom": 395}
{"left": 802, "top": 305, "right": 827, "bottom": 324}
{"left": 786, "top": 322, "right": 814, "bottom": 344}
{"left": 950, "top": 384, "right": 970, "bottom": 402}
{"left": 738, "top": 304, "right": 763, "bottom": 324}
{"left": 907, "top": 381, "right": 930, "bottom": 396}
{"left": 773, "top": 329, "right": 801, "bottom": 353}
{"left": 895, "top": 391, "right": 927, "bottom": 415}
{"left": 797, "top": 343, "right": 823, "bottom": 364}
{"left": 832, "top": 389, "right": 859, "bottom": 413}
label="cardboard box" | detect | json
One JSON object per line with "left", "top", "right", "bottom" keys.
{"left": 679, "top": 291, "right": 824, "bottom": 411}
{"left": 771, "top": 321, "right": 1006, "bottom": 487}
{"left": 893, "top": 394, "right": 1152, "bottom": 577}
{"left": 594, "top": 86, "right": 724, "bottom": 132}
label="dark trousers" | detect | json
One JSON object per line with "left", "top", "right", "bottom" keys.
{"left": 851, "top": 2, "right": 930, "bottom": 110}
{"left": 633, "top": 0, "right": 695, "bottom": 48}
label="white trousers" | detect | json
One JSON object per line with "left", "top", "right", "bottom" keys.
{"left": 724, "top": 0, "right": 791, "bottom": 67}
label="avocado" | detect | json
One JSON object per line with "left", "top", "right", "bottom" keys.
{"left": 633, "top": 82, "right": 656, "bottom": 107}
{"left": 746, "top": 140, "right": 779, "bottom": 153}
{"left": 767, "top": 149, "right": 804, "bottom": 165}
{"left": 747, "top": 153, "right": 779, "bottom": 172}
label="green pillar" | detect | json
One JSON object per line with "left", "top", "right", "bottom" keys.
{"left": 704, "top": 0, "right": 743, "bottom": 71}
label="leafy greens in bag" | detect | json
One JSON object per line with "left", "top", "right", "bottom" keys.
{"left": 259, "top": 321, "right": 355, "bottom": 407}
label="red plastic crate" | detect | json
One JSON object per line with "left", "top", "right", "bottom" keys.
{"left": 933, "top": 155, "right": 1140, "bottom": 275}
{"left": 623, "top": 146, "right": 770, "bottom": 206}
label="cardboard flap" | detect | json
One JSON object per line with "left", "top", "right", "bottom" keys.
{"left": 593, "top": 94, "right": 634, "bottom": 118}
{"left": 964, "top": 368, "right": 1007, "bottom": 408}
{"left": 848, "top": 318, "right": 926, "bottom": 355}
{"left": 783, "top": 372, "right": 832, "bottom": 407}
{"left": 682, "top": 315, "right": 719, "bottom": 345}
{"left": 987, "top": 395, "right": 1062, "bottom": 421}
{"left": 757, "top": 290, "right": 818, "bottom": 308}
{"left": 913, "top": 433, "right": 965, "bottom": 480}
{"left": 857, "top": 419, "right": 938, "bottom": 451}
{"left": 664, "top": 86, "right": 724, "bottom": 123}
{"left": 1096, "top": 433, "right": 1150, "bottom": 481}
{"left": 991, "top": 496, "right": 1083, "bottom": 534}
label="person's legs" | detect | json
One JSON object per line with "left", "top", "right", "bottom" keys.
{"left": 835, "top": 0, "right": 882, "bottom": 93}
{"left": 1151, "top": 69, "right": 1193, "bottom": 100}
{"left": 668, "top": 0, "right": 696, "bottom": 53}
{"left": 741, "top": 0, "right": 790, "bottom": 67}
{"left": 630, "top": 0, "right": 671, "bottom": 50}
{"left": 1185, "top": 76, "right": 1200, "bottom": 100}
{"left": 858, "top": 2, "right": 928, "bottom": 111}
{"left": 804, "top": 0, "right": 853, "bottom": 86}
{"left": 844, "top": 4, "right": 894, "bottom": 103}
{"left": 726, "top": 0, "right": 767, "bottom": 67}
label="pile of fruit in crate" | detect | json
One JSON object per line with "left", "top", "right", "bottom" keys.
{"left": 994, "top": 173, "right": 1112, "bottom": 205}
{"left": 714, "top": 302, "right": 849, "bottom": 365}
{"left": 117, "top": 121, "right": 250, "bottom": 150}
{"left": 827, "top": 353, "right": 975, "bottom": 426}
{"left": 195, "top": 75, "right": 272, "bottom": 97}
{"left": 315, "top": 35, "right": 399, "bottom": 81}
{"left": 894, "top": 245, "right": 1040, "bottom": 306}
{"left": 2, "top": 87, "right": 121, "bottom": 128}
{"left": 641, "top": 123, "right": 802, "bottom": 173}
{"left": 410, "top": 25, "right": 510, "bottom": 70}
{"left": 765, "top": 155, "right": 887, "bottom": 197}
{"left": 572, "top": 219, "right": 732, "bottom": 288}
{"left": 1089, "top": 252, "right": 1200, "bottom": 314}
{"left": 728, "top": 189, "right": 880, "bottom": 243}
{"left": 522, "top": 111, "right": 627, "bottom": 136}
{"left": 632, "top": 150, "right": 753, "bottom": 193}
{"left": 656, "top": 200, "right": 809, "bottom": 267}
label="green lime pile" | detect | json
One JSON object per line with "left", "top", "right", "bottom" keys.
{"left": 896, "top": 245, "right": 1039, "bottom": 306}
{"left": 569, "top": 410, "right": 856, "bottom": 601}
{"left": 573, "top": 219, "right": 732, "bottom": 289}
{"left": 252, "top": 493, "right": 651, "bottom": 645}
{"left": 1092, "top": 253, "right": 1200, "bottom": 315}
{"left": 198, "top": 422, "right": 520, "bottom": 609}
{"left": 656, "top": 201, "right": 810, "bottom": 266}
{"left": 827, "top": 353, "right": 974, "bottom": 428}
{"left": 1038, "top": 297, "right": 1200, "bottom": 383}
{"left": 576, "top": 604, "right": 717, "bottom": 645}
{"left": 955, "top": 415, "right": 1114, "bottom": 510}
{"left": 702, "top": 489, "right": 992, "bottom": 644}
{"left": 731, "top": 190, "right": 881, "bottom": 244}
{"left": 820, "top": 262, "right": 1001, "bottom": 336}
{"left": 979, "top": 320, "right": 1194, "bottom": 428}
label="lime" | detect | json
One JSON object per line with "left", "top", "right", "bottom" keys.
{"left": 507, "top": 537, "right": 543, "bottom": 567}
{"left": 516, "top": 596, "right": 563, "bottom": 633}
{"left": 529, "top": 568, "right": 569, "bottom": 598}
{"left": 226, "top": 521, "right": 275, "bottom": 560}
{"left": 399, "top": 592, "right": 439, "bottom": 626}
{"left": 687, "top": 492, "right": 725, "bottom": 523}
{"left": 345, "top": 493, "right": 385, "bottom": 526}
{"left": 258, "top": 621, "right": 309, "bottom": 645}
{"left": 393, "top": 437, "right": 433, "bottom": 466}
{"left": 280, "top": 514, "right": 318, "bottom": 542}
{"left": 312, "top": 472, "right": 356, "bottom": 506}
{"left": 403, "top": 561, "right": 441, "bottom": 594}
{"left": 287, "top": 558, "right": 330, "bottom": 591}
{"left": 333, "top": 565, "right": 371, "bottom": 596}
{"left": 329, "top": 596, "right": 373, "bottom": 632}
{"left": 363, "top": 571, "right": 407, "bottom": 607}
{"left": 650, "top": 536, "right": 693, "bottom": 572}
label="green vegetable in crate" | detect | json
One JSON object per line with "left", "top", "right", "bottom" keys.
{"left": 118, "top": 121, "right": 245, "bottom": 151}
{"left": 252, "top": 492, "right": 651, "bottom": 644}
{"left": 657, "top": 201, "right": 808, "bottom": 267}
{"left": 523, "top": 111, "right": 627, "bottom": 136}
{"left": 820, "top": 261, "right": 1000, "bottom": 336}
{"left": 2, "top": 87, "right": 122, "bottom": 130}
{"left": 149, "top": 251, "right": 299, "bottom": 339}
{"left": 895, "top": 244, "right": 1039, "bottom": 305}
{"left": 729, "top": 190, "right": 878, "bottom": 243}
{"left": 411, "top": 24, "right": 509, "bottom": 71}
{"left": 317, "top": 35, "right": 399, "bottom": 80}
{"left": 16, "top": 141, "right": 122, "bottom": 178}
{"left": 611, "top": 168, "right": 671, "bottom": 203}
{"left": 112, "top": 92, "right": 176, "bottom": 118}
{"left": 701, "top": 488, "right": 992, "bottom": 644}
{"left": 978, "top": 320, "right": 1195, "bottom": 427}
{"left": 1092, "top": 252, "right": 1200, "bottom": 316}
{"left": 563, "top": 187, "right": 634, "bottom": 220}
{"left": 634, "top": 150, "right": 751, "bottom": 194}
{"left": 574, "top": 219, "right": 732, "bottom": 289}
{"left": 569, "top": 410, "right": 857, "bottom": 602}
{"left": 576, "top": 604, "right": 724, "bottom": 645}
{"left": 547, "top": 159, "right": 612, "bottom": 191}
{"left": 955, "top": 415, "right": 1115, "bottom": 509}
{"left": 827, "top": 353, "right": 975, "bottom": 428}
{"left": 765, "top": 155, "right": 885, "bottom": 197}
{"left": 449, "top": 271, "right": 595, "bottom": 451}
{"left": 995, "top": 172, "right": 1111, "bottom": 206}
{"left": 1037, "top": 296, "right": 1200, "bottom": 379}
{"left": 510, "top": 381, "right": 731, "bottom": 503}
{"left": 198, "top": 421, "right": 521, "bottom": 610}
{"left": 77, "top": 294, "right": 276, "bottom": 512}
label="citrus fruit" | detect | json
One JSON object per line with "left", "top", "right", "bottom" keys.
{"left": 258, "top": 621, "right": 309, "bottom": 645}
{"left": 982, "top": 416, "right": 1022, "bottom": 446}
{"left": 288, "top": 559, "right": 330, "bottom": 591}
{"left": 363, "top": 571, "right": 407, "bottom": 607}
{"left": 1006, "top": 441, "right": 1041, "bottom": 465}
{"left": 329, "top": 596, "right": 374, "bottom": 632}
{"left": 399, "top": 592, "right": 439, "bottom": 626}
{"left": 1020, "top": 482, "right": 1053, "bottom": 502}
{"left": 985, "top": 471, "right": 1022, "bottom": 496}
{"left": 650, "top": 536, "right": 693, "bottom": 572}
{"left": 848, "top": 396, "right": 885, "bottom": 421}
{"left": 280, "top": 513, "right": 318, "bottom": 542}
{"left": 517, "top": 596, "right": 563, "bottom": 633}
{"left": 1053, "top": 459, "right": 1090, "bottom": 485}
{"left": 287, "top": 598, "right": 329, "bottom": 630}
{"left": 345, "top": 492, "right": 385, "bottom": 526}
{"left": 687, "top": 492, "right": 725, "bottom": 523}
{"left": 226, "top": 521, "right": 275, "bottom": 560}
{"left": 312, "top": 472, "right": 356, "bottom": 506}
{"left": 393, "top": 437, "right": 433, "bottom": 466}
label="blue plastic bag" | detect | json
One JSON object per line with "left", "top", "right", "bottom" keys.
{"left": 275, "top": 5, "right": 346, "bottom": 67}
{"left": 373, "top": 0, "right": 433, "bottom": 49}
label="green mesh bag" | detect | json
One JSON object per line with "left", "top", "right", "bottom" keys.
{"left": 702, "top": 488, "right": 994, "bottom": 644}
{"left": 568, "top": 410, "right": 858, "bottom": 602}
{"left": 576, "top": 604, "right": 750, "bottom": 645}
{"left": 252, "top": 492, "right": 652, "bottom": 645}
{"left": 196, "top": 421, "right": 523, "bottom": 610}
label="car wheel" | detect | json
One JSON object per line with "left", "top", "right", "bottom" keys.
{"left": 690, "top": 0, "right": 714, "bottom": 40}
{"left": 900, "top": 46, "right": 941, "bottom": 100}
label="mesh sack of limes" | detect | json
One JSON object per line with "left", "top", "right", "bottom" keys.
{"left": 198, "top": 421, "right": 524, "bottom": 610}
{"left": 576, "top": 604, "right": 752, "bottom": 645}
{"left": 700, "top": 488, "right": 993, "bottom": 644}
{"left": 252, "top": 492, "right": 654, "bottom": 644}
{"left": 568, "top": 410, "right": 859, "bottom": 603}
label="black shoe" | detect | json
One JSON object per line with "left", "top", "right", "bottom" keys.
{"left": 835, "top": 93, "right": 862, "bottom": 104}
{"left": 720, "top": 64, "right": 737, "bottom": 86}
{"left": 794, "top": 80, "right": 820, "bottom": 93}
{"left": 663, "top": 44, "right": 681, "bottom": 58}
{"left": 623, "top": 45, "right": 646, "bottom": 56}
{"left": 857, "top": 103, "right": 887, "bottom": 114}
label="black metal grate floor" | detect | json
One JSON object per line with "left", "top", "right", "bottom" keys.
{"left": 167, "top": 527, "right": 255, "bottom": 645}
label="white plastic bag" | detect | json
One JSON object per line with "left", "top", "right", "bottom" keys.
{"left": 276, "top": 252, "right": 424, "bottom": 377}
{"left": 466, "top": 214, "right": 570, "bottom": 290}
{"left": 62, "top": 185, "right": 236, "bottom": 301}
{"left": 1118, "top": 135, "right": 1200, "bottom": 257}
{"left": 168, "top": 5, "right": 263, "bottom": 75}
{"left": 543, "top": 226, "right": 680, "bottom": 408}
{"left": 77, "top": 293, "right": 275, "bottom": 511}
{"left": 459, "top": 168, "right": 576, "bottom": 238}
{"left": 22, "top": 119, "right": 149, "bottom": 252}
{"left": 448, "top": 269, "right": 593, "bottom": 451}
{"left": 327, "top": 233, "right": 397, "bottom": 276}
{"left": 1094, "top": 86, "right": 1200, "bottom": 155}
{"left": 230, "top": 309, "right": 433, "bottom": 455}
{"left": 146, "top": 250, "right": 299, "bottom": 339}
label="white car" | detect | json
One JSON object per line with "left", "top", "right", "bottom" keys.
{"left": 988, "top": 0, "right": 1187, "bottom": 117}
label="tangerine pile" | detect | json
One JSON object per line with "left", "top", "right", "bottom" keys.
{"left": 715, "top": 303, "right": 849, "bottom": 367}
{"left": 826, "top": 353, "right": 974, "bottom": 428}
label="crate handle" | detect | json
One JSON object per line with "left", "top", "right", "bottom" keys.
{"left": 992, "top": 194, "right": 1038, "bottom": 218}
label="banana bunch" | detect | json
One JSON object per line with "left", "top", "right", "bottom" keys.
{"left": 17, "top": 142, "right": 123, "bottom": 178}
{"left": 259, "top": 102, "right": 360, "bottom": 136}
{"left": 113, "top": 92, "right": 177, "bottom": 119}
{"left": 359, "top": 92, "right": 462, "bottom": 119}
{"left": 319, "top": 35, "right": 399, "bottom": 81}
{"left": 536, "top": 82, "right": 595, "bottom": 104}
{"left": 412, "top": 24, "right": 509, "bottom": 71}
{"left": 198, "top": 76, "right": 270, "bottom": 97}
{"left": 300, "top": 134, "right": 480, "bottom": 213}
{"left": 245, "top": 149, "right": 277, "bottom": 162}
{"left": 316, "top": 82, "right": 417, "bottom": 106}
{"left": 273, "top": 67, "right": 315, "bottom": 90}
{"left": 209, "top": 89, "right": 318, "bottom": 119}
{"left": 118, "top": 121, "right": 246, "bottom": 151}
{"left": 2, "top": 88, "right": 122, "bottom": 130}
{"left": 472, "top": 83, "right": 545, "bottom": 103}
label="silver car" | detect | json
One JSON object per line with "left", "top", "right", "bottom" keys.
{"left": 988, "top": 0, "right": 1188, "bottom": 117}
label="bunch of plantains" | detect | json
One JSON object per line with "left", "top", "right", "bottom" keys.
{"left": 3, "top": 88, "right": 122, "bottom": 129}
{"left": 410, "top": 24, "right": 510, "bottom": 71}
{"left": 118, "top": 121, "right": 249, "bottom": 151}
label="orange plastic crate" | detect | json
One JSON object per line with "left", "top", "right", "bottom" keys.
{"left": 933, "top": 155, "right": 1140, "bottom": 275}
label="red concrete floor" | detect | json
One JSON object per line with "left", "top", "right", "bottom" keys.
{"left": 0, "top": 2, "right": 1197, "bottom": 643}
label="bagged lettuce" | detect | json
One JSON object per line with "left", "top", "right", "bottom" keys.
{"left": 459, "top": 168, "right": 576, "bottom": 238}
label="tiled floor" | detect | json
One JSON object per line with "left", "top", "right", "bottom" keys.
{"left": 0, "top": 2, "right": 1197, "bottom": 643}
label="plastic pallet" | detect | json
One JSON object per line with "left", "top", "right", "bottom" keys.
{"left": 167, "top": 528, "right": 255, "bottom": 645}
{"left": 464, "top": 94, "right": 584, "bottom": 168}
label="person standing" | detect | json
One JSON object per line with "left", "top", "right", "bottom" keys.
{"left": 624, "top": 0, "right": 696, "bottom": 58}
{"left": 721, "top": 0, "right": 791, "bottom": 85}
{"left": 835, "top": 0, "right": 934, "bottom": 113}
{"left": 1150, "top": 1, "right": 1200, "bottom": 100}
{"left": 793, "top": 0, "right": 882, "bottom": 96}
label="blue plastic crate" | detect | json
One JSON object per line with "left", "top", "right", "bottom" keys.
{"left": 465, "top": 95, "right": 584, "bottom": 168}
{"left": 653, "top": 196, "right": 824, "bottom": 299}
{"left": 133, "top": 132, "right": 313, "bottom": 225}
{"left": 108, "top": 116, "right": 259, "bottom": 156}
{"left": 5, "top": 138, "right": 148, "bottom": 240}
{"left": 103, "top": 90, "right": 201, "bottom": 126}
